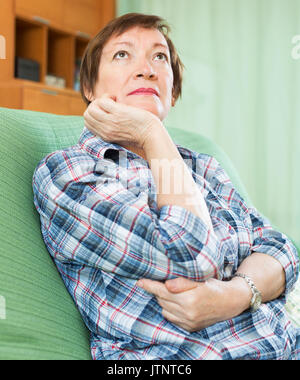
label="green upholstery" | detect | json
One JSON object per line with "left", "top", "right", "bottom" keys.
{"left": 0, "top": 107, "right": 299, "bottom": 360}
{"left": 0, "top": 108, "right": 91, "bottom": 360}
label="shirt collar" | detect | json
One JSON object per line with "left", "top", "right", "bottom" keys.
{"left": 78, "top": 127, "right": 138, "bottom": 161}
{"left": 78, "top": 127, "right": 188, "bottom": 164}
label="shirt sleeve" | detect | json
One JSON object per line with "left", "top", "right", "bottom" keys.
{"left": 32, "top": 150, "right": 225, "bottom": 282}
{"left": 208, "top": 155, "right": 299, "bottom": 296}
{"left": 246, "top": 206, "right": 299, "bottom": 296}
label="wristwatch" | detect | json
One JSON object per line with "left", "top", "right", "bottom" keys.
{"left": 233, "top": 273, "right": 262, "bottom": 312}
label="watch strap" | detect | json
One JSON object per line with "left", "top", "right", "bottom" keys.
{"left": 233, "top": 272, "right": 262, "bottom": 312}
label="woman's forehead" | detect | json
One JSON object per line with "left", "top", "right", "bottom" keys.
{"left": 104, "top": 26, "right": 169, "bottom": 51}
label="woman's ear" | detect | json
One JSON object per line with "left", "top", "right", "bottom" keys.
{"left": 171, "top": 88, "right": 176, "bottom": 107}
{"left": 171, "top": 96, "right": 176, "bottom": 107}
{"left": 84, "top": 87, "right": 94, "bottom": 102}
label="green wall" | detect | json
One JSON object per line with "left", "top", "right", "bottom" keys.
{"left": 117, "top": 0, "right": 300, "bottom": 244}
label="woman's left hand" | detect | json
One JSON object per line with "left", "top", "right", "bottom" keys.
{"left": 137, "top": 277, "right": 240, "bottom": 332}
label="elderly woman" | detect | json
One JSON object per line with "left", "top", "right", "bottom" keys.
{"left": 33, "top": 13, "right": 299, "bottom": 360}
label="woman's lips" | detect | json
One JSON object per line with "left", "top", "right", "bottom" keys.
{"left": 128, "top": 88, "right": 159, "bottom": 97}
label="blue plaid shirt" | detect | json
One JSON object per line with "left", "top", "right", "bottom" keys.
{"left": 33, "top": 127, "right": 300, "bottom": 360}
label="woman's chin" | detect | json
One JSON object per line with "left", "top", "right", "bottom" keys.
{"left": 125, "top": 97, "right": 165, "bottom": 120}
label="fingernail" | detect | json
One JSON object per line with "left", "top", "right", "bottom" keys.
{"left": 136, "top": 280, "right": 144, "bottom": 288}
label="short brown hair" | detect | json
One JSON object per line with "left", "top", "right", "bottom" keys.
{"left": 80, "top": 13, "right": 184, "bottom": 105}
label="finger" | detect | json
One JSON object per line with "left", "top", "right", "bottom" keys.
{"left": 97, "top": 94, "right": 138, "bottom": 115}
{"left": 137, "top": 279, "right": 176, "bottom": 301}
{"left": 84, "top": 111, "right": 107, "bottom": 133}
{"left": 84, "top": 109, "right": 100, "bottom": 127}
{"left": 165, "top": 277, "right": 199, "bottom": 294}
{"left": 87, "top": 101, "right": 112, "bottom": 121}
{"left": 161, "top": 308, "right": 181, "bottom": 324}
{"left": 161, "top": 309, "right": 192, "bottom": 332}
{"left": 96, "top": 94, "right": 119, "bottom": 114}
{"left": 84, "top": 112, "right": 114, "bottom": 140}
{"left": 157, "top": 297, "right": 183, "bottom": 318}
{"left": 93, "top": 93, "right": 117, "bottom": 106}
{"left": 101, "top": 93, "right": 117, "bottom": 102}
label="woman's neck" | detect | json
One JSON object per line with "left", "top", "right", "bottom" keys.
{"left": 122, "top": 143, "right": 147, "bottom": 160}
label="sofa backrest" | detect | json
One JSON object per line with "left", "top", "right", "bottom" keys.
{"left": 0, "top": 108, "right": 91, "bottom": 359}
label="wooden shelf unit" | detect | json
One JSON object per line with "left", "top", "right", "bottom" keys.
{"left": 0, "top": 0, "right": 115, "bottom": 115}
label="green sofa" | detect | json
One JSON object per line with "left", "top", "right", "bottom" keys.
{"left": 0, "top": 107, "right": 299, "bottom": 360}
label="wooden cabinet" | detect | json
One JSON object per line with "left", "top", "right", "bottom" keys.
{"left": 0, "top": 0, "right": 14, "bottom": 80}
{"left": 23, "top": 86, "right": 86, "bottom": 115}
{"left": 64, "top": 0, "right": 102, "bottom": 38}
{"left": 0, "top": 81, "right": 87, "bottom": 115}
{"left": 69, "top": 96, "right": 88, "bottom": 116}
{"left": 15, "top": 0, "right": 115, "bottom": 37}
{"left": 16, "top": 0, "right": 64, "bottom": 27}
{"left": 0, "top": 0, "right": 116, "bottom": 115}
{"left": 23, "top": 87, "right": 71, "bottom": 114}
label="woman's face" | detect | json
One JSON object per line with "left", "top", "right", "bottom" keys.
{"left": 91, "top": 26, "right": 175, "bottom": 121}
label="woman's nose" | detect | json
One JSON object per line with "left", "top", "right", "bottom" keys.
{"left": 134, "top": 60, "right": 157, "bottom": 80}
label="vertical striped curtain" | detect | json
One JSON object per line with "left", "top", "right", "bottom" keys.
{"left": 117, "top": 0, "right": 300, "bottom": 244}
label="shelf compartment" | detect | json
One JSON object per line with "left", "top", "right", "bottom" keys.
{"left": 47, "top": 28, "right": 75, "bottom": 89}
{"left": 73, "top": 37, "right": 89, "bottom": 91}
{"left": 15, "top": 18, "right": 47, "bottom": 82}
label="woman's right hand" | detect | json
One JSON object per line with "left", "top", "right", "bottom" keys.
{"left": 83, "top": 94, "right": 163, "bottom": 149}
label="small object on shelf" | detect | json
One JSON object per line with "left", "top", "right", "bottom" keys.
{"left": 15, "top": 57, "right": 40, "bottom": 82}
{"left": 45, "top": 74, "right": 66, "bottom": 88}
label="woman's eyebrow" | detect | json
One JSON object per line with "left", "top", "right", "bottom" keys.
{"left": 111, "top": 41, "right": 169, "bottom": 50}
{"left": 112, "top": 41, "right": 134, "bottom": 47}
{"left": 152, "top": 43, "right": 169, "bottom": 51}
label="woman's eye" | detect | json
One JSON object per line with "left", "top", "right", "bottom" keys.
{"left": 154, "top": 53, "right": 168, "bottom": 61}
{"left": 113, "top": 51, "right": 128, "bottom": 59}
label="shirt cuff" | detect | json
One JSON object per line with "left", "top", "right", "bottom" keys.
{"left": 252, "top": 238, "right": 299, "bottom": 297}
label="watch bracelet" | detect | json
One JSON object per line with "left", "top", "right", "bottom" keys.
{"left": 233, "top": 272, "right": 262, "bottom": 311}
